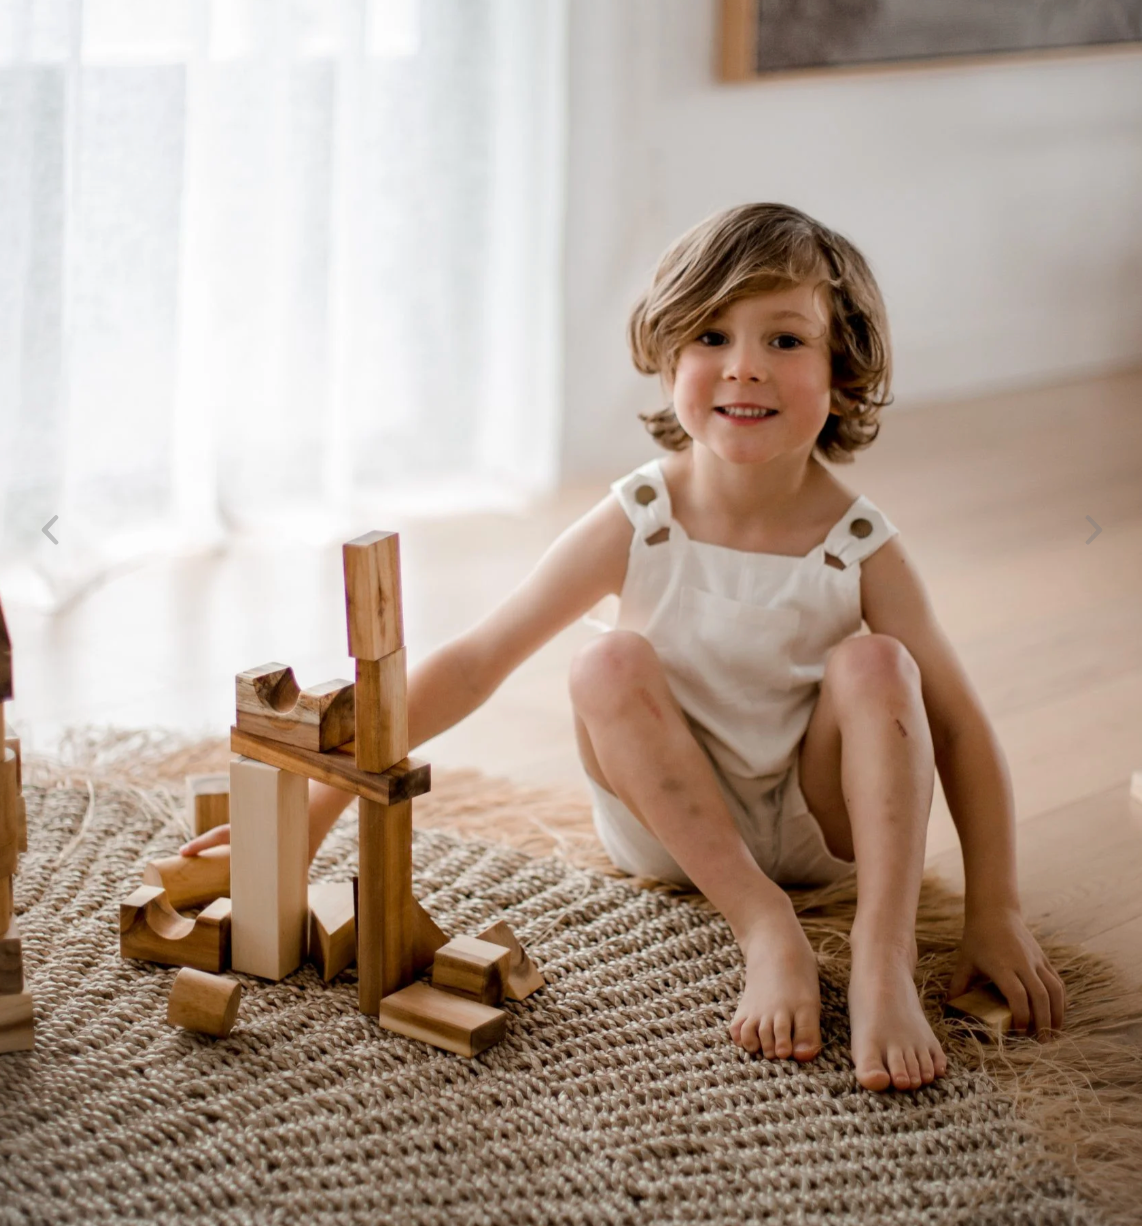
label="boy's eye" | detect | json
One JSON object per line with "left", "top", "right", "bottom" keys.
{"left": 772, "top": 334, "right": 803, "bottom": 349}
{"left": 696, "top": 330, "right": 727, "bottom": 346}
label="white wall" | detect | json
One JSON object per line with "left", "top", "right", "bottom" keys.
{"left": 559, "top": 0, "right": 1142, "bottom": 482}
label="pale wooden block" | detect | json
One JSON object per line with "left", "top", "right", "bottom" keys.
{"left": 308, "top": 882, "right": 356, "bottom": 982}
{"left": 143, "top": 846, "right": 230, "bottom": 910}
{"left": 379, "top": 981, "right": 507, "bottom": 1057}
{"left": 0, "top": 991, "right": 33, "bottom": 1054}
{"left": 0, "top": 916, "right": 24, "bottom": 995}
{"left": 4, "top": 736, "right": 20, "bottom": 788}
{"left": 1131, "top": 769, "right": 1142, "bottom": 804}
{"left": 343, "top": 531, "right": 403, "bottom": 660}
{"left": 357, "top": 798, "right": 412, "bottom": 1013}
{"left": 229, "top": 757, "right": 309, "bottom": 981}
{"left": 432, "top": 936, "right": 512, "bottom": 1006}
{"left": 476, "top": 920, "right": 546, "bottom": 1001}
{"left": 186, "top": 773, "right": 230, "bottom": 837}
{"left": 235, "top": 665, "right": 355, "bottom": 753}
{"left": 119, "top": 885, "right": 232, "bottom": 973}
{"left": 947, "top": 984, "right": 1014, "bottom": 1034}
{"left": 0, "top": 748, "right": 18, "bottom": 878}
{"left": 167, "top": 968, "right": 242, "bottom": 1038}
{"left": 354, "top": 649, "right": 408, "bottom": 773}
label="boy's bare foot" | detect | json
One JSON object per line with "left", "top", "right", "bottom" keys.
{"left": 848, "top": 932, "right": 947, "bottom": 1092}
{"left": 729, "top": 904, "right": 823, "bottom": 1063}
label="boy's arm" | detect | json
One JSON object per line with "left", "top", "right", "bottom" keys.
{"left": 860, "top": 536, "right": 1065, "bottom": 1034}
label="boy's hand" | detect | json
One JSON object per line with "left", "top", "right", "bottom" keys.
{"left": 179, "top": 825, "right": 230, "bottom": 856}
{"left": 948, "top": 906, "right": 1065, "bottom": 1036}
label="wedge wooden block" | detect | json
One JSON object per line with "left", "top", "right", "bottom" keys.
{"left": 378, "top": 981, "right": 507, "bottom": 1057}
{"left": 1, "top": 916, "right": 24, "bottom": 995}
{"left": 432, "top": 936, "right": 512, "bottom": 1006}
{"left": 357, "top": 798, "right": 413, "bottom": 1012}
{"left": 308, "top": 882, "right": 356, "bottom": 981}
{"left": 143, "top": 845, "right": 230, "bottom": 910}
{"left": 120, "top": 886, "right": 232, "bottom": 973}
{"left": 343, "top": 530, "right": 403, "bottom": 660}
{"left": 167, "top": 967, "right": 242, "bottom": 1038}
{"left": 236, "top": 665, "right": 355, "bottom": 752}
{"left": 354, "top": 649, "right": 409, "bottom": 773}
{"left": 0, "top": 747, "right": 18, "bottom": 878}
{"left": 186, "top": 773, "right": 230, "bottom": 837}
{"left": 411, "top": 899, "right": 448, "bottom": 976}
{"left": 947, "top": 984, "right": 1014, "bottom": 1034}
{"left": 476, "top": 920, "right": 546, "bottom": 1001}
{"left": 0, "top": 990, "right": 33, "bottom": 1053}
{"left": 229, "top": 757, "right": 309, "bottom": 981}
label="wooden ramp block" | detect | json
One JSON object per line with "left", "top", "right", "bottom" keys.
{"left": 308, "top": 882, "right": 356, "bottom": 981}
{"left": 357, "top": 799, "right": 413, "bottom": 1013}
{"left": 432, "top": 936, "right": 511, "bottom": 1006}
{"left": 354, "top": 649, "right": 408, "bottom": 773}
{"left": 236, "top": 665, "right": 355, "bottom": 753}
{"left": 120, "top": 886, "right": 232, "bottom": 973}
{"left": 0, "top": 990, "right": 33, "bottom": 1054}
{"left": 947, "top": 984, "right": 1013, "bottom": 1035}
{"left": 1, "top": 916, "right": 24, "bottom": 995}
{"left": 476, "top": 920, "right": 546, "bottom": 1001}
{"left": 379, "top": 981, "right": 507, "bottom": 1057}
{"left": 230, "top": 758, "right": 309, "bottom": 981}
{"left": 411, "top": 899, "right": 448, "bottom": 976}
{"left": 143, "top": 846, "right": 230, "bottom": 910}
{"left": 167, "top": 968, "right": 242, "bottom": 1038}
{"left": 0, "top": 747, "right": 18, "bottom": 878}
{"left": 343, "top": 531, "right": 403, "bottom": 660}
{"left": 186, "top": 773, "right": 230, "bottom": 836}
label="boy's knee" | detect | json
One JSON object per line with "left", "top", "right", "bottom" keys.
{"left": 569, "top": 631, "right": 660, "bottom": 715}
{"left": 825, "top": 634, "right": 920, "bottom": 699}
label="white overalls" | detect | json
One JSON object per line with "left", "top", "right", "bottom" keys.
{"left": 586, "top": 457, "right": 899, "bottom": 888}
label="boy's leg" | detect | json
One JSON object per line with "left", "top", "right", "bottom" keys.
{"left": 571, "top": 631, "right": 822, "bottom": 1062}
{"left": 798, "top": 633, "right": 947, "bottom": 1092}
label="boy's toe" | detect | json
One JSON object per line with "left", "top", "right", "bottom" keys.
{"left": 888, "top": 1047, "right": 912, "bottom": 1090}
{"left": 854, "top": 1044, "right": 892, "bottom": 1092}
{"left": 918, "top": 1048, "right": 935, "bottom": 1084}
{"left": 773, "top": 1011, "right": 793, "bottom": 1059}
{"left": 758, "top": 1019, "right": 777, "bottom": 1060}
{"left": 792, "top": 1006, "right": 822, "bottom": 1061}
{"left": 735, "top": 1016, "right": 760, "bottom": 1054}
{"left": 931, "top": 1044, "right": 948, "bottom": 1078}
{"left": 904, "top": 1049, "right": 922, "bottom": 1089}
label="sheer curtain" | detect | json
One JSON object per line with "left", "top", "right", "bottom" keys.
{"left": 0, "top": 0, "right": 567, "bottom": 608}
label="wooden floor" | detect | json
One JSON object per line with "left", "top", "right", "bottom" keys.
{"left": 4, "top": 365, "right": 1142, "bottom": 990}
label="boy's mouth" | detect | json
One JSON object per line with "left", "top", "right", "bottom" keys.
{"left": 715, "top": 404, "right": 778, "bottom": 419}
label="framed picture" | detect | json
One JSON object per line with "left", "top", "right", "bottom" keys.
{"left": 720, "top": 0, "right": 1142, "bottom": 81}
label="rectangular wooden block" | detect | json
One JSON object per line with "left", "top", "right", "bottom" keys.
{"left": 947, "top": 984, "right": 1013, "bottom": 1034}
{"left": 143, "top": 845, "right": 230, "bottom": 910}
{"left": 0, "top": 991, "right": 33, "bottom": 1054}
{"left": 119, "top": 886, "right": 232, "bottom": 974}
{"left": 230, "top": 726, "right": 430, "bottom": 807}
{"left": 229, "top": 757, "right": 309, "bottom": 981}
{"left": 378, "top": 981, "right": 507, "bottom": 1057}
{"left": 1, "top": 916, "right": 24, "bottom": 995}
{"left": 343, "top": 531, "right": 403, "bottom": 660}
{"left": 235, "top": 665, "right": 355, "bottom": 753}
{"left": 432, "top": 936, "right": 512, "bottom": 1006}
{"left": 357, "top": 799, "right": 413, "bottom": 1013}
{"left": 187, "top": 773, "right": 230, "bottom": 836}
{"left": 0, "top": 874, "right": 11, "bottom": 933}
{"left": 0, "top": 747, "right": 19, "bottom": 877}
{"left": 354, "top": 649, "right": 409, "bottom": 773}
{"left": 308, "top": 882, "right": 356, "bottom": 981}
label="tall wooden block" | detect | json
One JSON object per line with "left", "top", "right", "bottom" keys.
{"left": 143, "top": 846, "right": 230, "bottom": 910}
{"left": 0, "top": 747, "right": 18, "bottom": 878}
{"left": 308, "top": 882, "right": 356, "bottom": 982}
{"left": 354, "top": 649, "right": 409, "bottom": 773}
{"left": 229, "top": 757, "right": 309, "bottom": 981}
{"left": 186, "top": 773, "right": 230, "bottom": 837}
{"left": 0, "top": 991, "right": 33, "bottom": 1054}
{"left": 1, "top": 916, "right": 24, "bottom": 994}
{"left": 357, "top": 798, "right": 412, "bottom": 1013}
{"left": 343, "top": 531, "right": 403, "bottom": 660}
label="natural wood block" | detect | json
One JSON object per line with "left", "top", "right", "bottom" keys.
{"left": 308, "top": 882, "right": 356, "bottom": 982}
{"left": 357, "top": 798, "right": 413, "bottom": 1013}
{"left": 4, "top": 738, "right": 25, "bottom": 853}
{"left": 1, "top": 916, "right": 24, "bottom": 995}
{"left": 0, "top": 747, "right": 18, "bottom": 878}
{"left": 354, "top": 650, "right": 409, "bottom": 773}
{"left": 119, "top": 886, "right": 232, "bottom": 973}
{"left": 432, "top": 936, "right": 512, "bottom": 1006}
{"left": 411, "top": 899, "right": 448, "bottom": 977}
{"left": 142, "top": 845, "right": 230, "bottom": 910}
{"left": 0, "top": 991, "right": 33, "bottom": 1054}
{"left": 947, "top": 983, "right": 1014, "bottom": 1034}
{"left": 0, "top": 597, "right": 11, "bottom": 703}
{"left": 230, "top": 726, "right": 430, "bottom": 807}
{"left": 476, "top": 920, "right": 546, "bottom": 1001}
{"left": 343, "top": 530, "right": 403, "bottom": 660}
{"left": 4, "top": 736, "right": 20, "bottom": 788}
{"left": 378, "top": 981, "right": 507, "bottom": 1057}
{"left": 0, "top": 875, "right": 11, "bottom": 933}
{"left": 186, "top": 773, "right": 230, "bottom": 837}
{"left": 167, "top": 967, "right": 242, "bottom": 1038}
{"left": 235, "top": 665, "right": 355, "bottom": 753}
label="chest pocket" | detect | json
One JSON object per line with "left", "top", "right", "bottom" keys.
{"left": 671, "top": 585, "right": 802, "bottom": 698}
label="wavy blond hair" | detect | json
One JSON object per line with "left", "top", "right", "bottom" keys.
{"left": 628, "top": 203, "right": 892, "bottom": 461}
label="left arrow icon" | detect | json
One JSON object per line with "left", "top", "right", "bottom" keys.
{"left": 42, "top": 515, "right": 59, "bottom": 544}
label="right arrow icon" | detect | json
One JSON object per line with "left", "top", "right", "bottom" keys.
{"left": 1085, "top": 516, "right": 1102, "bottom": 544}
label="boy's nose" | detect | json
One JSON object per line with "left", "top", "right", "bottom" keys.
{"left": 724, "top": 344, "right": 768, "bottom": 382}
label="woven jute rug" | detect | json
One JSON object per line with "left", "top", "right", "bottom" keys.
{"left": 2, "top": 734, "right": 1140, "bottom": 1226}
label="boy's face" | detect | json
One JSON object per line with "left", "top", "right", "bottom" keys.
{"left": 666, "top": 282, "right": 834, "bottom": 468}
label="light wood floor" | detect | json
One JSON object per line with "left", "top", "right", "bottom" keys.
{"left": 5, "top": 366, "right": 1142, "bottom": 990}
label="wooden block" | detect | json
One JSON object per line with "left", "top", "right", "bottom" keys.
{"left": 186, "top": 773, "right": 230, "bottom": 837}
{"left": 120, "top": 886, "right": 232, "bottom": 973}
{"left": 142, "top": 845, "right": 230, "bottom": 910}
{"left": 0, "top": 991, "right": 33, "bottom": 1054}
{"left": 0, "top": 596, "right": 11, "bottom": 703}
{"left": 167, "top": 967, "right": 242, "bottom": 1038}
{"left": 308, "top": 882, "right": 356, "bottom": 981}
{"left": 1131, "top": 769, "right": 1142, "bottom": 805}
{"left": 1, "top": 916, "right": 24, "bottom": 995}
{"left": 354, "top": 649, "right": 409, "bottom": 773}
{"left": 357, "top": 798, "right": 413, "bottom": 1013}
{"left": 4, "top": 736, "right": 20, "bottom": 788}
{"left": 947, "top": 983, "right": 1014, "bottom": 1034}
{"left": 229, "top": 757, "right": 309, "bottom": 981}
{"left": 0, "top": 874, "right": 11, "bottom": 933}
{"left": 476, "top": 920, "right": 546, "bottom": 1001}
{"left": 235, "top": 665, "right": 355, "bottom": 753}
{"left": 411, "top": 899, "right": 448, "bottom": 977}
{"left": 343, "top": 530, "right": 403, "bottom": 660}
{"left": 230, "top": 726, "right": 430, "bottom": 807}
{"left": 6, "top": 736, "right": 25, "bottom": 854}
{"left": 379, "top": 980, "right": 507, "bottom": 1057}
{"left": 432, "top": 936, "right": 512, "bottom": 1006}
{"left": 0, "top": 748, "right": 19, "bottom": 877}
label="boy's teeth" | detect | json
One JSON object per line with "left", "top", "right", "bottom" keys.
{"left": 720, "top": 406, "right": 774, "bottom": 418}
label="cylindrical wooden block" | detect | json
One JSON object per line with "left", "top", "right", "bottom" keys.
{"left": 143, "top": 845, "right": 230, "bottom": 910}
{"left": 167, "top": 968, "right": 242, "bottom": 1038}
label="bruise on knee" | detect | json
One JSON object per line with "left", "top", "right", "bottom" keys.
{"left": 894, "top": 718, "right": 908, "bottom": 739}
{"left": 637, "top": 686, "right": 664, "bottom": 722}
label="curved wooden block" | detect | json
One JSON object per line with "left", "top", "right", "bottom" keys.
{"left": 236, "top": 663, "right": 355, "bottom": 752}
{"left": 143, "top": 846, "right": 230, "bottom": 910}
{"left": 120, "top": 885, "right": 231, "bottom": 973}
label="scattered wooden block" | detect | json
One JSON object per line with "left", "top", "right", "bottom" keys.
{"left": 167, "top": 967, "right": 242, "bottom": 1038}
{"left": 229, "top": 757, "right": 309, "bottom": 981}
{"left": 0, "top": 991, "right": 33, "bottom": 1053}
{"left": 1, "top": 916, "right": 24, "bottom": 995}
{"left": 354, "top": 649, "right": 409, "bottom": 773}
{"left": 411, "top": 899, "right": 448, "bottom": 977}
{"left": 357, "top": 798, "right": 413, "bottom": 1012}
{"left": 947, "top": 983, "right": 1013, "bottom": 1034}
{"left": 308, "top": 882, "right": 356, "bottom": 981}
{"left": 143, "top": 845, "right": 230, "bottom": 910}
{"left": 0, "top": 874, "right": 11, "bottom": 933}
{"left": 120, "top": 885, "right": 232, "bottom": 973}
{"left": 5, "top": 738, "right": 25, "bottom": 852}
{"left": 432, "top": 936, "right": 512, "bottom": 1006}
{"left": 379, "top": 981, "right": 507, "bottom": 1057}
{"left": 343, "top": 531, "right": 403, "bottom": 660}
{"left": 0, "top": 747, "right": 18, "bottom": 878}
{"left": 235, "top": 665, "right": 355, "bottom": 753}
{"left": 186, "top": 773, "right": 230, "bottom": 837}
{"left": 476, "top": 920, "right": 546, "bottom": 1001}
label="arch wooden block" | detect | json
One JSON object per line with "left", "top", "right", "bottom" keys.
{"left": 143, "top": 845, "right": 230, "bottom": 910}
{"left": 236, "top": 664, "right": 355, "bottom": 752}
{"left": 186, "top": 773, "right": 230, "bottom": 837}
{"left": 120, "top": 885, "right": 232, "bottom": 973}
{"left": 167, "top": 968, "right": 242, "bottom": 1038}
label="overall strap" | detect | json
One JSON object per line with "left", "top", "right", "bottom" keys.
{"left": 610, "top": 459, "right": 673, "bottom": 548}
{"left": 822, "top": 496, "right": 899, "bottom": 568}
